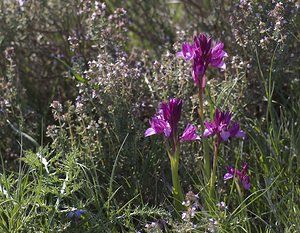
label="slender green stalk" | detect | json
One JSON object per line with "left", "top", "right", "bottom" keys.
{"left": 198, "top": 88, "right": 204, "bottom": 131}
{"left": 198, "top": 87, "right": 211, "bottom": 182}
{"left": 209, "top": 138, "right": 219, "bottom": 197}
{"left": 107, "top": 133, "right": 129, "bottom": 213}
{"left": 234, "top": 179, "right": 249, "bottom": 229}
{"left": 168, "top": 148, "right": 184, "bottom": 211}
{"left": 234, "top": 179, "right": 243, "bottom": 200}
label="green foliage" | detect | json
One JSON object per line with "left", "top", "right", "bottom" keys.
{"left": 0, "top": 0, "right": 299, "bottom": 232}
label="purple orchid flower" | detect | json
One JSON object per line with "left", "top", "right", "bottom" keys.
{"left": 145, "top": 98, "right": 182, "bottom": 138}
{"left": 177, "top": 33, "right": 228, "bottom": 89}
{"left": 224, "top": 162, "right": 251, "bottom": 190}
{"left": 145, "top": 98, "right": 200, "bottom": 144}
{"left": 203, "top": 109, "right": 246, "bottom": 143}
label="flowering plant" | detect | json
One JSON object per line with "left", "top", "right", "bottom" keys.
{"left": 145, "top": 98, "right": 200, "bottom": 209}
{"left": 224, "top": 162, "right": 251, "bottom": 190}
{"left": 145, "top": 32, "right": 250, "bottom": 211}
{"left": 177, "top": 34, "right": 228, "bottom": 183}
{"left": 203, "top": 109, "right": 246, "bottom": 195}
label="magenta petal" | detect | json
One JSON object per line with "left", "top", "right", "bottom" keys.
{"left": 160, "top": 102, "right": 169, "bottom": 120}
{"left": 202, "top": 75, "right": 207, "bottom": 89}
{"left": 224, "top": 173, "right": 234, "bottom": 180}
{"left": 215, "top": 108, "right": 220, "bottom": 120}
{"left": 235, "top": 130, "right": 246, "bottom": 138}
{"left": 203, "top": 109, "right": 245, "bottom": 143}
{"left": 224, "top": 163, "right": 250, "bottom": 190}
{"left": 163, "top": 126, "right": 172, "bottom": 137}
{"left": 192, "top": 70, "right": 201, "bottom": 89}
{"left": 177, "top": 42, "right": 195, "bottom": 61}
{"left": 144, "top": 128, "right": 156, "bottom": 137}
{"left": 228, "top": 123, "right": 240, "bottom": 136}
{"left": 203, "top": 128, "right": 213, "bottom": 137}
{"left": 214, "top": 60, "right": 226, "bottom": 69}
{"left": 210, "top": 57, "right": 225, "bottom": 69}
{"left": 241, "top": 176, "right": 251, "bottom": 190}
{"left": 180, "top": 124, "right": 200, "bottom": 141}
{"left": 241, "top": 162, "right": 248, "bottom": 176}
{"left": 229, "top": 123, "right": 245, "bottom": 139}
{"left": 210, "top": 42, "right": 227, "bottom": 69}
{"left": 203, "top": 120, "right": 215, "bottom": 137}
{"left": 176, "top": 51, "right": 183, "bottom": 57}
{"left": 192, "top": 63, "right": 205, "bottom": 89}
{"left": 149, "top": 117, "right": 169, "bottom": 135}
{"left": 220, "top": 130, "right": 230, "bottom": 141}
{"left": 177, "top": 34, "right": 227, "bottom": 88}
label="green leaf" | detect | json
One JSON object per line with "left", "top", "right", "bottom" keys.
{"left": 54, "top": 57, "right": 87, "bottom": 83}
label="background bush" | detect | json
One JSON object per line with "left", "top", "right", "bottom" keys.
{"left": 0, "top": 0, "right": 299, "bottom": 232}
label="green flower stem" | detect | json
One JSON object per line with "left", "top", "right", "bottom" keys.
{"left": 198, "top": 88, "right": 210, "bottom": 182}
{"left": 234, "top": 179, "right": 243, "bottom": 200}
{"left": 234, "top": 178, "right": 248, "bottom": 225}
{"left": 209, "top": 139, "right": 220, "bottom": 197}
{"left": 168, "top": 149, "right": 184, "bottom": 211}
{"left": 198, "top": 88, "right": 205, "bottom": 131}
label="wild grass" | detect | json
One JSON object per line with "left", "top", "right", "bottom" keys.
{"left": 0, "top": 0, "right": 299, "bottom": 232}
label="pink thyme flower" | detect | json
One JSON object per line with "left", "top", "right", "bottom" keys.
{"left": 224, "top": 162, "right": 251, "bottom": 190}
{"left": 177, "top": 33, "right": 228, "bottom": 89}
{"left": 145, "top": 98, "right": 200, "bottom": 144}
{"left": 203, "top": 109, "right": 245, "bottom": 143}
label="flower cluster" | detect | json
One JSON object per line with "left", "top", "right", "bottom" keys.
{"left": 216, "top": 201, "right": 227, "bottom": 211}
{"left": 176, "top": 33, "right": 249, "bottom": 198}
{"left": 203, "top": 109, "right": 246, "bottom": 144}
{"left": 224, "top": 162, "right": 251, "bottom": 190}
{"left": 177, "top": 34, "right": 227, "bottom": 89}
{"left": 207, "top": 218, "right": 219, "bottom": 233}
{"left": 144, "top": 219, "right": 168, "bottom": 232}
{"left": 145, "top": 98, "right": 200, "bottom": 150}
{"left": 145, "top": 32, "right": 249, "bottom": 212}
{"left": 181, "top": 191, "right": 200, "bottom": 222}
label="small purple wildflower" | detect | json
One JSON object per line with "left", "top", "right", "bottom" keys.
{"left": 224, "top": 162, "right": 251, "bottom": 190}
{"left": 66, "top": 209, "right": 86, "bottom": 219}
{"left": 207, "top": 218, "right": 219, "bottom": 233}
{"left": 203, "top": 109, "right": 245, "bottom": 143}
{"left": 145, "top": 98, "right": 200, "bottom": 149}
{"left": 177, "top": 33, "right": 228, "bottom": 89}
{"left": 216, "top": 201, "right": 227, "bottom": 211}
{"left": 145, "top": 220, "right": 168, "bottom": 232}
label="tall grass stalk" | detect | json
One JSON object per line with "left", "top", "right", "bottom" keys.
{"left": 107, "top": 133, "right": 129, "bottom": 214}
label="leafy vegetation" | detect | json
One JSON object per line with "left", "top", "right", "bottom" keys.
{"left": 0, "top": 0, "right": 299, "bottom": 232}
